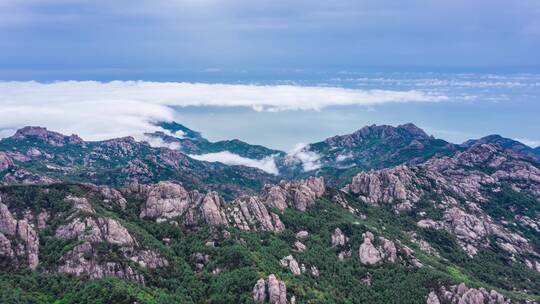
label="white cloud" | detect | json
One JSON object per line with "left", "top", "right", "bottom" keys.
{"left": 335, "top": 152, "right": 353, "bottom": 162}
{"left": 189, "top": 151, "right": 279, "bottom": 175}
{"left": 285, "top": 143, "right": 322, "bottom": 172}
{"left": 0, "top": 80, "right": 446, "bottom": 141}
{"left": 516, "top": 138, "right": 540, "bottom": 148}
{"left": 140, "top": 135, "right": 181, "bottom": 150}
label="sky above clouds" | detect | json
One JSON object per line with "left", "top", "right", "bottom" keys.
{"left": 0, "top": 1, "right": 539, "bottom": 151}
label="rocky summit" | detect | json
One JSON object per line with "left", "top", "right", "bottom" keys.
{"left": 1, "top": 123, "right": 540, "bottom": 303}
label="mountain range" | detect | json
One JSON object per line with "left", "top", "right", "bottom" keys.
{"left": 0, "top": 122, "right": 539, "bottom": 303}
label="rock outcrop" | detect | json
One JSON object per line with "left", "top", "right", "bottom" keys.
{"left": 417, "top": 206, "right": 536, "bottom": 258}
{"left": 55, "top": 215, "right": 167, "bottom": 283}
{"left": 261, "top": 177, "right": 325, "bottom": 211}
{"left": 427, "top": 283, "right": 513, "bottom": 304}
{"left": 280, "top": 255, "right": 301, "bottom": 276}
{"left": 0, "top": 201, "right": 39, "bottom": 269}
{"left": 227, "top": 196, "right": 285, "bottom": 232}
{"left": 253, "top": 274, "right": 294, "bottom": 304}
{"left": 358, "top": 232, "right": 420, "bottom": 267}
{"left": 331, "top": 228, "right": 348, "bottom": 247}
{"left": 0, "top": 152, "right": 13, "bottom": 172}
{"left": 358, "top": 232, "right": 383, "bottom": 265}
{"left": 138, "top": 181, "right": 285, "bottom": 232}
{"left": 345, "top": 143, "right": 540, "bottom": 265}
{"left": 346, "top": 144, "right": 540, "bottom": 209}
{"left": 12, "top": 126, "right": 83, "bottom": 147}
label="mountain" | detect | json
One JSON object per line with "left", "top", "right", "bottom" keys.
{"left": 280, "top": 123, "right": 460, "bottom": 184}
{"left": 1, "top": 142, "right": 539, "bottom": 303}
{"left": 151, "top": 121, "right": 285, "bottom": 160}
{"left": 1, "top": 124, "right": 540, "bottom": 303}
{"left": 0, "top": 126, "right": 278, "bottom": 198}
{"left": 463, "top": 134, "right": 540, "bottom": 161}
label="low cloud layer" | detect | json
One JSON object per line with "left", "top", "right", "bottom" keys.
{"left": 285, "top": 143, "right": 322, "bottom": 172}
{"left": 189, "top": 151, "right": 279, "bottom": 175}
{"left": 0, "top": 81, "right": 446, "bottom": 141}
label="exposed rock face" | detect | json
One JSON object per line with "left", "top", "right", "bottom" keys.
{"left": 84, "top": 184, "right": 127, "bottom": 210}
{"left": 262, "top": 177, "right": 325, "bottom": 211}
{"left": 253, "top": 274, "right": 293, "bottom": 304}
{"left": 428, "top": 283, "right": 513, "bottom": 304}
{"left": 139, "top": 182, "right": 227, "bottom": 226}
{"left": 12, "top": 126, "right": 80, "bottom": 147}
{"left": 280, "top": 255, "right": 301, "bottom": 276}
{"left": 26, "top": 147, "right": 42, "bottom": 158}
{"left": 58, "top": 242, "right": 146, "bottom": 284}
{"left": 417, "top": 206, "right": 536, "bottom": 258}
{"left": 253, "top": 278, "right": 267, "bottom": 303}
{"left": 346, "top": 143, "right": 540, "bottom": 264}
{"left": 0, "top": 232, "right": 14, "bottom": 258}
{"left": 65, "top": 195, "right": 95, "bottom": 213}
{"left": 358, "top": 232, "right": 382, "bottom": 265}
{"left": 294, "top": 241, "right": 307, "bottom": 252}
{"left": 463, "top": 134, "right": 540, "bottom": 161}
{"left": 0, "top": 152, "right": 13, "bottom": 172}
{"left": 2, "top": 168, "right": 57, "bottom": 185}
{"left": 331, "top": 228, "right": 348, "bottom": 247}
{"left": 346, "top": 144, "right": 540, "bottom": 208}
{"left": 0, "top": 202, "right": 39, "bottom": 269}
{"left": 296, "top": 231, "right": 309, "bottom": 240}
{"left": 56, "top": 217, "right": 135, "bottom": 246}
{"left": 358, "top": 232, "right": 420, "bottom": 267}
{"left": 140, "top": 182, "right": 193, "bottom": 220}
{"left": 347, "top": 165, "right": 422, "bottom": 210}
{"left": 227, "top": 196, "right": 284, "bottom": 232}
{"left": 55, "top": 215, "right": 167, "bottom": 282}
{"left": 138, "top": 181, "right": 286, "bottom": 232}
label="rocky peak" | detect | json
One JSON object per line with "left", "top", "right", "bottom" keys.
{"left": 463, "top": 135, "right": 539, "bottom": 161}
{"left": 350, "top": 123, "right": 429, "bottom": 141}
{"left": 398, "top": 123, "right": 430, "bottom": 138}
{"left": 12, "top": 126, "right": 82, "bottom": 147}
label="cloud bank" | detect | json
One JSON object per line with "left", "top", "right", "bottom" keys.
{"left": 189, "top": 151, "right": 279, "bottom": 175}
{"left": 0, "top": 81, "right": 446, "bottom": 141}
{"left": 285, "top": 143, "right": 322, "bottom": 172}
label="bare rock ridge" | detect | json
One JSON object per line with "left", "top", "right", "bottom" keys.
{"left": 137, "top": 177, "right": 324, "bottom": 232}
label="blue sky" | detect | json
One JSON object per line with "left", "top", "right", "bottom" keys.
{"left": 0, "top": 1, "right": 539, "bottom": 150}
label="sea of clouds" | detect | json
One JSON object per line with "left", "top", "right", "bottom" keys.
{"left": 0, "top": 80, "right": 446, "bottom": 140}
